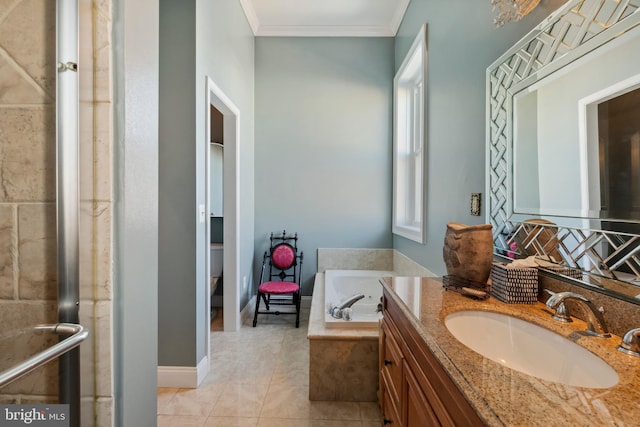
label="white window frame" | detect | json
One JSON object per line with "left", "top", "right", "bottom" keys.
{"left": 393, "top": 24, "right": 428, "bottom": 243}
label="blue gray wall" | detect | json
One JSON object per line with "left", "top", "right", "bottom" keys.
{"left": 392, "top": 0, "right": 567, "bottom": 275}
{"left": 195, "top": 0, "right": 255, "bottom": 337}
{"left": 254, "top": 37, "right": 395, "bottom": 294}
{"left": 158, "top": 0, "right": 197, "bottom": 367}
{"left": 113, "top": 0, "right": 159, "bottom": 424}
{"left": 158, "top": 0, "right": 254, "bottom": 366}
{"left": 156, "top": 0, "right": 567, "bottom": 370}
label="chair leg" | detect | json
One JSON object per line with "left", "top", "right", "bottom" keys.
{"left": 295, "top": 292, "right": 301, "bottom": 328}
{"left": 253, "top": 292, "right": 262, "bottom": 327}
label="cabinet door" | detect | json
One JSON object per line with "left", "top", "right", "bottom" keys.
{"left": 381, "top": 379, "right": 402, "bottom": 427}
{"left": 404, "top": 360, "right": 440, "bottom": 427}
{"left": 382, "top": 321, "right": 403, "bottom": 403}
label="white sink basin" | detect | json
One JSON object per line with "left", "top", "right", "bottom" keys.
{"left": 444, "top": 311, "right": 619, "bottom": 388}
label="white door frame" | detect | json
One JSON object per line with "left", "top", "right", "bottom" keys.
{"left": 205, "top": 76, "right": 241, "bottom": 361}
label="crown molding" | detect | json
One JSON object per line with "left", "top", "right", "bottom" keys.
{"left": 389, "top": 0, "right": 411, "bottom": 35}
{"left": 239, "top": 0, "right": 260, "bottom": 35}
{"left": 238, "top": 0, "right": 409, "bottom": 37}
{"left": 255, "top": 25, "right": 396, "bottom": 37}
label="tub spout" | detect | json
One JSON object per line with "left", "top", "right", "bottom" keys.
{"left": 330, "top": 294, "right": 365, "bottom": 319}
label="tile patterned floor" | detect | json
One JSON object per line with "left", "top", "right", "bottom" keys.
{"left": 158, "top": 307, "right": 382, "bottom": 427}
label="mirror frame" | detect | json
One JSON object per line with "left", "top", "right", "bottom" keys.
{"left": 486, "top": 0, "right": 640, "bottom": 303}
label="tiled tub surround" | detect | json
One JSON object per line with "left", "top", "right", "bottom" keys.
{"left": 382, "top": 276, "right": 640, "bottom": 426}
{"left": 308, "top": 249, "right": 433, "bottom": 401}
{"left": 317, "top": 248, "right": 433, "bottom": 277}
{"left": 308, "top": 273, "right": 380, "bottom": 402}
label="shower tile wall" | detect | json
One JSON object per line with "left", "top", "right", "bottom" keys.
{"left": 0, "top": 1, "right": 114, "bottom": 426}
{"left": 0, "top": 0, "right": 59, "bottom": 400}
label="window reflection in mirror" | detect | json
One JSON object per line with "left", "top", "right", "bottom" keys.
{"left": 512, "top": 25, "right": 640, "bottom": 220}
{"left": 598, "top": 86, "right": 640, "bottom": 220}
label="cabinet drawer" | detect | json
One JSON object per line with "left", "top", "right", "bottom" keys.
{"left": 381, "top": 321, "right": 403, "bottom": 403}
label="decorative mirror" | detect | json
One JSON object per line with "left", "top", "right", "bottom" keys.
{"left": 487, "top": 0, "right": 640, "bottom": 304}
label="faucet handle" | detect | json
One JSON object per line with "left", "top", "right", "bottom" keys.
{"left": 545, "top": 290, "right": 610, "bottom": 337}
{"left": 617, "top": 328, "right": 640, "bottom": 357}
{"left": 544, "top": 290, "right": 572, "bottom": 323}
{"left": 551, "top": 301, "right": 573, "bottom": 323}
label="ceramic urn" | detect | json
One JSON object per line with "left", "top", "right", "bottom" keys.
{"left": 443, "top": 222, "right": 493, "bottom": 283}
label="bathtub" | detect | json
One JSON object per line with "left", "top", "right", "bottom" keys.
{"left": 324, "top": 269, "right": 394, "bottom": 328}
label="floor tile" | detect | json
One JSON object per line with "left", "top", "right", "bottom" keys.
{"left": 157, "top": 387, "right": 179, "bottom": 409}
{"left": 260, "top": 383, "right": 311, "bottom": 419}
{"left": 209, "top": 383, "right": 269, "bottom": 418}
{"left": 157, "top": 415, "right": 207, "bottom": 427}
{"left": 310, "top": 401, "right": 362, "bottom": 421}
{"left": 158, "top": 383, "right": 222, "bottom": 417}
{"left": 158, "top": 307, "right": 375, "bottom": 426}
{"left": 257, "top": 418, "right": 311, "bottom": 427}
{"left": 359, "top": 401, "right": 382, "bottom": 421}
{"left": 204, "top": 416, "right": 259, "bottom": 427}
{"left": 310, "top": 421, "right": 364, "bottom": 427}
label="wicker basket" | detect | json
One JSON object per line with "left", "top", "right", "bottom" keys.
{"left": 539, "top": 265, "right": 583, "bottom": 280}
{"left": 490, "top": 262, "right": 538, "bottom": 304}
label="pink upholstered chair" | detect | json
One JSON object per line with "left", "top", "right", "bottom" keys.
{"left": 253, "top": 231, "right": 303, "bottom": 327}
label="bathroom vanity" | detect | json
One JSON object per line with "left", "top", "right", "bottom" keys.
{"left": 379, "top": 276, "right": 640, "bottom": 426}
{"left": 380, "top": 282, "right": 483, "bottom": 426}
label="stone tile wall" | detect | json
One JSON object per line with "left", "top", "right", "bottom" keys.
{"left": 0, "top": 1, "right": 113, "bottom": 425}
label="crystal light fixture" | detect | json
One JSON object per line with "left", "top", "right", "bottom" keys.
{"left": 492, "top": 0, "right": 541, "bottom": 27}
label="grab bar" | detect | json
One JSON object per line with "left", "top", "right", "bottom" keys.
{"left": 0, "top": 323, "right": 88, "bottom": 388}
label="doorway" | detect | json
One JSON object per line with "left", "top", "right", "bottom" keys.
{"left": 205, "top": 76, "right": 241, "bottom": 363}
{"left": 209, "top": 105, "right": 224, "bottom": 330}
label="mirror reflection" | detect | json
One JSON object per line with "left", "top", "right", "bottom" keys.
{"left": 487, "top": 1, "right": 640, "bottom": 305}
{"left": 513, "top": 25, "right": 640, "bottom": 220}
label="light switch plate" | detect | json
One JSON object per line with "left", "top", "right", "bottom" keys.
{"left": 198, "top": 204, "right": 206, "bottom": 223}
{"left": 471, "top": 193, "right": 481, "bottom": 216}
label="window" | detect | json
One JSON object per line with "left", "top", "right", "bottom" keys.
{"left": 393, "top": 24, "right": 427, "bottom": 243}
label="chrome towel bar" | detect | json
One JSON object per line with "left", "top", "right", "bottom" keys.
{"left": 0, "top": 323, "right": 88, "bottom": 388}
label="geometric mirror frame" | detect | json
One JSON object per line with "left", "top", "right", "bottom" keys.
{"left": 486, "top": 0, "right": 640, "bottom": 299}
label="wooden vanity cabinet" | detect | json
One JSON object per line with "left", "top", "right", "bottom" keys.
{"left": 380, "top": 289, "right": 484, "bottom": 427}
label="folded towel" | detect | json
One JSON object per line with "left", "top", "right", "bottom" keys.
{"left": 505, "top": 255, "right": 538, "bottom": 268}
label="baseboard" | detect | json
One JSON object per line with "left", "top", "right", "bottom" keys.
{"left": 240, "top": 295, "right": 256, "bottom": 326}
{"left": 158, "top": 356, "right": 209, "bottom": 388}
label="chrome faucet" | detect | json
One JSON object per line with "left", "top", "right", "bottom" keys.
{"left": 617, "top": 328, "right": 640, "bottom": 357}
{"left": 330, "top": 294, "right": 365, "bottom": 319}
{"left": 545, "top": 290, "right": 611, "bottom": 338}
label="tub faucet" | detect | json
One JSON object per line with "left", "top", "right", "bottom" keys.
{"left": 545, "top": 290, "right": 610, "bottom": 338}
{"left": 330, "top": 294, "right": 365, "bottom": 319}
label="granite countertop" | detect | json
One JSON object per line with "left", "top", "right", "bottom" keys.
{"left": 381, "top": 276, "right": 640, "bottom": 427}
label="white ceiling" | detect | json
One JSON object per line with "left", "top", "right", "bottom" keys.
{"left": 239, "top": 0, "right": 411, "bottom": 37}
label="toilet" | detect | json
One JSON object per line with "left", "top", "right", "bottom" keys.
{"left": 210, "top": 243, "right": 223, "bottom": 313}
{"left": 210, "top": 243, "right": 223, "bottom": 277}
